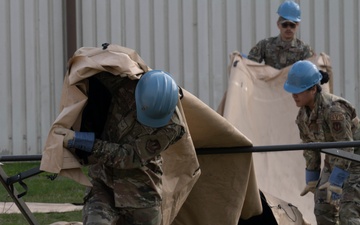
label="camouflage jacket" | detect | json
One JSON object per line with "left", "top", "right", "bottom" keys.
{"left": 296, "top": 92, "right": 360, "bottom": 171}
{"left": 86, "top": 72, "right": 185, "bottom": 208}
{"left": 247, "top": 35, "right": 313, "bottom": 69}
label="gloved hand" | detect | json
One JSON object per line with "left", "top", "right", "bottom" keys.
{"left": 318, "top": 166, "right": 349, "bottom": 205}
{"left": 54, "top": 128, "right": 75, "bottom": 148}
{"left": 54, "top": 128, "right": 96, "bottom": 164}
{"left": 54, "top": 128, "right": 95, "bottom": 153}
{"left": 300, "top": 169, "right": 320, "bottom": 196}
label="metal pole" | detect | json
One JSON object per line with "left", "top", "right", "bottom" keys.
{"left": 196, "top": 141, "right": 360, "bottom": 154}
{"left": 1, "top": 141, "right": 360, "bottom": 161}
{"left": 321, "top": 148, "right": 360, "bottom": 163}
{"left": 0, "top": 155, "right": 42, "bottom": 162}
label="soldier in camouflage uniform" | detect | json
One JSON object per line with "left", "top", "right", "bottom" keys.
{"left": 284, "top": 60, "right": 360, "bottom": 225}
{"left": 247, "top": 1, "right": 314, "bottom": 69}
{"left": 55, "top": 70, "right": 185, "bottom": 225}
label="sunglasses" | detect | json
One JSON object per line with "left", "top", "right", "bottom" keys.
{"left": 281, "top": 22, "right": 297, "bottom": 29}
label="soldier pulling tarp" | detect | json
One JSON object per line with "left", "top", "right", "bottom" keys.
{"left": 39, "top": 44, "right": 261, "bottom": 225}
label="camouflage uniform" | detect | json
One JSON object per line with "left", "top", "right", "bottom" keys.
{"left": 247, "top": 35, "right": 313, "bottom": 69}
{"left": 82, "top": 72, "right": 185, "bottom": 225}
{"left": 296, "top": 92, "right": 360, "bottom": 225}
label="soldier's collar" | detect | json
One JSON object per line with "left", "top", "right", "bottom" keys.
{"left": 276, "top": 35, "right": 296, "bottom": 47}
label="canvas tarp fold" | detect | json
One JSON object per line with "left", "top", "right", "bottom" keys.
{"left": 40, "top": 44, "right": 261, "bottom": 225}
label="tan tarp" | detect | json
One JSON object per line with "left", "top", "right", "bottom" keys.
{"left": 40, "top": 44, "right": 261, "bottom": 225}
{"left": 261, "top": 192, "right": 310, "bottom": 225}
{"left": 217, "top": 52, "right": 332, "bottom": 225}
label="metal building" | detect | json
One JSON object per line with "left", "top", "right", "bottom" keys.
{"left": 0, "top": 0, "right": 359, "bottom": 157}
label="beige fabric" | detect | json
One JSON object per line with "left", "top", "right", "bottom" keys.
{"left": 40, "top": 44, "right": 259, "bottom": 225}
{"left": 217, "top": 52, "right": 332, "bottom": 225}
{"left": 40, "top": 45, "right": 151, "bottom": 186}
{"left": 172, "top": 89, "right": 262, "bottom": 225}
{"left": 262, "top": 192, "right": 311, "bottom": 225}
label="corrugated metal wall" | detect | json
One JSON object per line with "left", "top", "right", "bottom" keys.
{"left": 75, "top": 0, "right": 360, "bottom": 110}
{"left": 1, "top": 0, "right": 360, "bottom": 156}
{"left": 0, "top": 0, "right": 65, "bottom": 155}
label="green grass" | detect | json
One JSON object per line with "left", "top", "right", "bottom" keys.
{"left": 0, "top": 162, "right": 88, "bottom": 225}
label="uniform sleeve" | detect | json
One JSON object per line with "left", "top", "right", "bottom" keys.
{"left": 297, "top": 116, "right": 321, "bottom": 171}
{"left": 302, "top": 150, "right": 321, "bottom": 171}
{"left": 301, "top": 129, "right": 321, "bottom": 171}
{"left": 247, "top": 40, "right": 265, "bottom": 63}
{"left": 326, "top": 104, "right": 354, "bottom": 170}
{"left": 91, "top": 123, "right": 184, "bottom": 169}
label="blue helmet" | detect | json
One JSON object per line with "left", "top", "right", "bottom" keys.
{"left": 284, "top": 61, "right": 322, "bottom": 94}
{"left": 135, "top": 70, "right": 179, "bottom": 128}
{"left": 277, "top": 1, "right": 301, "bottom": 22}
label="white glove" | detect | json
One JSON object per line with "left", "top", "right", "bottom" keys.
{"left": 300, "top": 180, "right": 317, "bottom": 196}
{"left": 300, "top": 169, "right": 320, "bottom": 196}
{"left": 318, "top": 166, "right": 349, "bottom": 205}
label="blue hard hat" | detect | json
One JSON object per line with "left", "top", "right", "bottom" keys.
{"left": 277, "top": 1, "right": 301, "bottom": 22}
{"left": 284, "top": 61, "right": 322, "bottom": 94}
{"left": 135, "top": 70, "right": 179, "bottom": 128}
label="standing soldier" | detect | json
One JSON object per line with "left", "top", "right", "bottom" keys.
{"left": 247, "top": 0, "right": 314, "bottom": 69}
{"left": 284, "top": 60, "right": 360, "bottom": 224}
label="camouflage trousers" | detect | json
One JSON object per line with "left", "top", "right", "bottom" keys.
{"left": 314, "top": 166, "right": 360, "bottom": 225}
{"left": 82, "top": 183, "right": 162, "bottom": 225}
